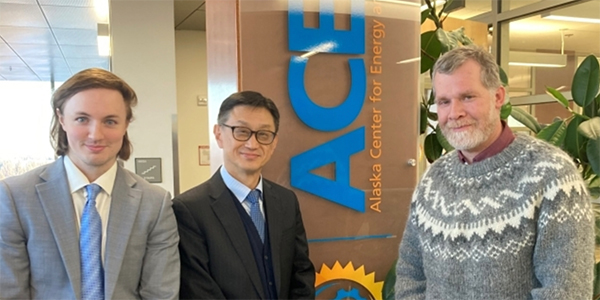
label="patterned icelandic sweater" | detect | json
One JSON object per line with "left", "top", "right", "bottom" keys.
{"left": 395, "top": 134, "right": 594, "bottom": 300}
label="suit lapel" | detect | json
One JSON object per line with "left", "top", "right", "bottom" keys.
{"left": 36, "top": 158, "right": 82, "bottom": 299}
{"left": 209, "top": 172, "right": 265, "bottom": 299}
{"left": 103, "top": 166, "right": 142, "bottom": 300}
{"left": 263, "top": 180, "right": 283, "bottom": 297}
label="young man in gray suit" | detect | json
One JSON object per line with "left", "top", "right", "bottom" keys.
{"left": 0, "top": 68, "right": 180, "bottom": 299}
{"left": 173, "top": 91, "right": 315, "bottom": 299}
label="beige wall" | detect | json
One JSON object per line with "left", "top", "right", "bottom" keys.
{"left": 175, "top": 30, "right": 211, "bottom": 193}
{"left": 111, "top": 0, "right": 177, "bottom": 195}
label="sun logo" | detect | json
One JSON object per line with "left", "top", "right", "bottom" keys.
{"left": 315, "top": 261, "right": 383, "bottom": 300}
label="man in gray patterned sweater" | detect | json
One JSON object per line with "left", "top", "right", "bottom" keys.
{"left": 395, "top": 45, "right": 594, "bottom": 299}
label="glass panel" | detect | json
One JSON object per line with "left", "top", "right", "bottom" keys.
{"left": 448, "top": 0, "right": 491, "bottom": 20}
{"left": 505, "top": 0, "right": 542, "bottom": 11}
{"left": 508, "top": 65, "right": 532, "bottom": 89}
{"left": 0, "top": 0, "right": 111, "bottom": 177}
{"left": 0, "top": 81, "right": 56, "bottom": 179}
{"left": 505, "top": 1, "right": 599, "bottom": 125}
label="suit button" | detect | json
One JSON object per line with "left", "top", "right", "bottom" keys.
{"left": 269, "top": 282, "right": 273, "bottom": 286}
{"left": 264, "top": 255, "right": 269, "bottom": 260}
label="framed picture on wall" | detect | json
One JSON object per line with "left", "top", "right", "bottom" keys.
{"left": 134, "top": 158, "right": 162, "bottom": 183}
{"left": 199, "top": 145, "right": 210, "bottom": 166}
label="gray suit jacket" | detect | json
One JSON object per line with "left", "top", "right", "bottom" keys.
{"left": 0, "top": 157, "right": 180, "bottom": 299}
{"left": 173, "top": 170, "right": 315, "bottom": 299}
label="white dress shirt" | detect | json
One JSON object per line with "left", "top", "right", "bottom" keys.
{"left": 220, "top": 165, "right": 264, "bottom": 218}
{"left": 63, "top": 155, "right": 117, "bottom": 263}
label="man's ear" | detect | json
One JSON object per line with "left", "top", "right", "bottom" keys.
{"left": 57, "top": 108, "right": 65, "bottom": 127}
{"left": 214, "top": 124, "right": 224, "bottom": 148}
{"left": 494, "top": 86, "right": 506, "bottom": 109}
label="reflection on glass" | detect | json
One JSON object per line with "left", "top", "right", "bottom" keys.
{"left": 0, "top": 81, "right": 58, "bottom": 179}
{"left": 446, "top": 0, "right": 491, "bottom": 20}
{"left": 506, "top": 0, "right": 599, "bottom": 125}
{"left": 508, "top": 65, "right": 532, "bottom": 89}
{"left": 506, "top": 0, "right": 541, "bottom": 11}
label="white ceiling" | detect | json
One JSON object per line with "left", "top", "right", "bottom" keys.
{"left": 0, "top": 0, "right": 597, "bottom": 82}
{"left": 0, "top": 0, "right": 204, "bottom": 82}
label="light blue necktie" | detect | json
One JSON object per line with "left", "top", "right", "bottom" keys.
{"left": 246, "top": 189, "right": 265, "bottom": 242}
{"left": 80, "top": 184, "right": 104, "bottom": 300}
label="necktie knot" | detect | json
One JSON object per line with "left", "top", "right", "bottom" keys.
{"left": 85, "top": 184, "right": 102, "bottom": 204}
{"left": 246, "top": 189, "right": 261, "bottom": 205}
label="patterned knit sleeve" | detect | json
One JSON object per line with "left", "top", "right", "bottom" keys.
{"left": 530, "top": 155, "right": 595, "bottom": 299}
{"left": 395, "top": 206, "right": 426, "bottom": 300}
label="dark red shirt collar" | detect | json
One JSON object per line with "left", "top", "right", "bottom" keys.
{"left": 458, "top": 120, "right": 515, "bottom": 164}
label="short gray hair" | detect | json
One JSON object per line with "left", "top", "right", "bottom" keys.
{"left": 432, "top": 45, "right": 502, "bottom": 92}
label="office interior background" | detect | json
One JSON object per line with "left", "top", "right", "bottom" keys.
{"left": 1, "top": 0, "right": 600, "bottom": 295}
{"left": 1, "top": 0, "right": 599, "bottom": 195}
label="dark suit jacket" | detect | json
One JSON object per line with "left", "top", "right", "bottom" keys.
{"left": 0, "top": 157, "right": 180, "bottom": 299}
{"left": 172, "top": 170, "right": 315, "bottom": 299}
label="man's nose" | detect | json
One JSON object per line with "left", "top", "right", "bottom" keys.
{"left": 244, "top": 133, "right": 260, "bottom": 148}
{"left": 88, "top": 122, "right": 104, "bottom": 139}
{"left": 447, "top": 99, "right": 465, "bottom": 120}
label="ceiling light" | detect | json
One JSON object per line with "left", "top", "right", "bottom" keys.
{"left": 542, "top": 13, "right": 600, "bottom": 24}
{"left": 509, "top": 51, "right": 567, "bottom": 68}
{"left": 97, "top": 23, "right": 110, "bottom": 57}
{"left": 94, "top": 0, "right": 109, "bottom": 23}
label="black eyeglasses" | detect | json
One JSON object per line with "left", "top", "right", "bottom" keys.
{"left": 220, "top": 124, "right": 277, "bottom": 145}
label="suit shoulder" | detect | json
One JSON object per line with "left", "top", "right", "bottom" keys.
{"left": 172, "top": 180, "right": 212, "bottom": 204}
{"left": 263, "top": 178, "right": 297, "bottom": 197}
{"left": 1, "top": 162, "right": 51, "bottom": 188}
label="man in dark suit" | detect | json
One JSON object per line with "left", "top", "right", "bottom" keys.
{"left": 0, "top": 68, "right": 179, "bottom": 299}
{"left": 173, "top": 91, "right": 315, "bottom": 299}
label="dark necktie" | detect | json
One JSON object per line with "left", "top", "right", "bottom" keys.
{"left": 80, "top": 183, "right": 104, "bottom": 300}
{"left": 246, "top": 189, "right": 265, "bottom": 242}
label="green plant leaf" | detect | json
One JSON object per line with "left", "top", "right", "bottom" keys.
{"left": 382, "top": 259, "right": 397, "bottom": 300}
{"left": 595, "top": 261, "right": 600, "bottom": 297}
{"left": 427, "top": 110, "right": 438, "bottom": 121}
{"left": 546, "top": 86, "right": 570, "bottom": 109}
{"left": 590, "top": 175, "right": 600, "bottom": 188}
{"left": 572, "top": 55, "right": 600, "bottom": 108}
{"left": 420, "top": 103, "right": 429, "bottom": 134}
{"left": 588, "top": 136, "right": 600, "bottom": 177}
{"left": 435, "top": 125, "right": 455, "bottom": 152}
{"left": 447, "top": 27, "right": 473, "bottom": 46}
{"left": 590, "top": 176, "right": 600, "bottom": 199}
{"left": 421, "top": 31, "right": 442, "bottom": 74}
{"left": 585, "top": 93, "right": 600, "bottom": 118}
{"left": 435, "top": 28, "right": 452, "bottom": 53}
{"left": 500, "top": 102, "right": 512, "bottom": 120}
{"left": 536, "top": 120, "right": 567, "bottom": 147}
{"left": 435, "top": 27, "right": 471, "bottom": 54}
{"left": 421, "top": 9, "right": 431, "bottom": 24}
{"left": 590, "top": 187, "right": 600, "bottom": 200}
{"left": 427, "top": 89, "right": 436, "bottom": 105}
{"left": 565, "top": 115, "right": 588, "bottom": 161}
{"left": 510, "top": 106, "right": 542, "bottom": 133}
{"left": 424, "top": 132, "right": 443, "bottom": 163}
{"left": 499, "top": 67, "right": 508, "bottom": 87}
{"left": 579, "top": 117, "right": 600, "bottom": 140}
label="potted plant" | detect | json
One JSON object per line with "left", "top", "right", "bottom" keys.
{"left": 384, "top": 0, "right": 600, "bottom": 298}
{"left": 510, "top": 54, "right": 600, "bottom": 298}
